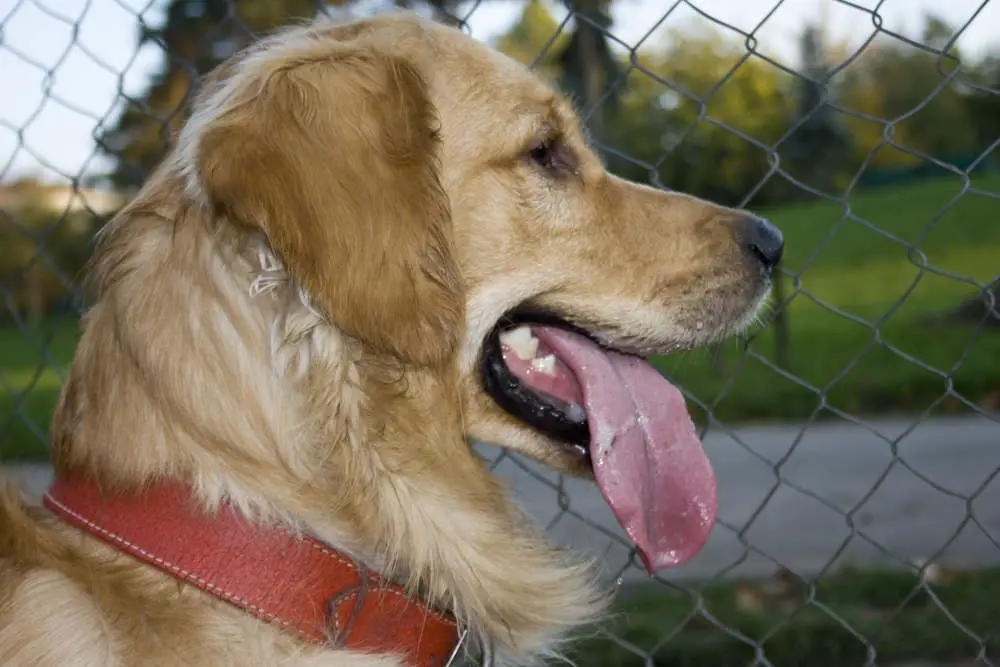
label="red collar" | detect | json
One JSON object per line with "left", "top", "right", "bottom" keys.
{"left": 43, "top": 474, "right": 459, "bottom": 667}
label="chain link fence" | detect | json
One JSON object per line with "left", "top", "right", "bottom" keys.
{"left": 2, "top": 1, "right": 999, "bottom": 665}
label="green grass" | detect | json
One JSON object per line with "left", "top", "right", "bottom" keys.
{"left": 2, "top": 174, "right": 999, "bottom": 461}
{"left": 655, "top": 172, "right": 1000, "bottom": 425}
{"left": 570, "top": 566, "right": 1000, "bottom": 666}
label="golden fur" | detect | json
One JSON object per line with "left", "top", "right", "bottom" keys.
{"left": 0, "top": 12, "right": 771, "bottom": 667}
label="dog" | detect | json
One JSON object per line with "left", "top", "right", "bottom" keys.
{"left": 0, "top": 11, "right": 783, "bottom": 667}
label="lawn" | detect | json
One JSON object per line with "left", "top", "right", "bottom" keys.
{"left": 0, "top": 315, "right": 79, "bottom": 461}
{"left": 570, "top": 565, "right": 999, "bottom": 666}
{"left": 656, "top": 172, "right": 1000, "bottom": 425}
{"left": 1, "top": 173, "right": 999, "bottom": 462}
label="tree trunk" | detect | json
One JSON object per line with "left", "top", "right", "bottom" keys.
{"left": 576, "top": 2, "right": 603, "bottom": 143}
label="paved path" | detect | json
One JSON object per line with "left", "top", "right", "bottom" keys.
{"left": 6, "top": 414, "right": 1000, "bottom": 584}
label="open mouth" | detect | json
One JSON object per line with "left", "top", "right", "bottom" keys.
{"left": 480, "top": 310, "right": 594, "bottom": 461}
{"left": 479, "top": 308, "right": 719, "bottom": 573}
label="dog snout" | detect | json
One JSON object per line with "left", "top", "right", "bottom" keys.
{"left": 735, "top": 215, "right": 784, "bottom": 270}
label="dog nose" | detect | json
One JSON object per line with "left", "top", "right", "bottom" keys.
{"left": 739, "top": 215, "right": 784, "bottom": 270}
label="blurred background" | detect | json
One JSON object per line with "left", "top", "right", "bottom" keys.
{"left": 1, "top": 0, "right": 998, "bottom": 664}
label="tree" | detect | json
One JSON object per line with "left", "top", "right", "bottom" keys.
{"left": 98, "top": 0, "right": 327, "bottom": 192}
{"left": 555, "top": 0, "right": 621, "bottom": 152}
{"left": 0, "top": 185, "right": 100, "bottom": 324}
{"left": 494, "top": 0, "right": 569, "bottom": 83}
{"left": 963, "top": 53, "right": 1000, "bottom": 156}
{"left": 784, "top": 25, "right": 849, "bottom": 196}
{"left": 615, "top": 26, "right": 795, "bottom": 206}
{"left": 836, "top": 14, "right": 977, "bottom": 172}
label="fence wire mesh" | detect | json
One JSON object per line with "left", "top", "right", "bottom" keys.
{"left": 1, "top": 0, "right": 999, "bottom": 665}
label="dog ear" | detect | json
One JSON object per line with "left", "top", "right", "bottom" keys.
{"left": 195, "top": 48, "right": 462, "bottom": 367}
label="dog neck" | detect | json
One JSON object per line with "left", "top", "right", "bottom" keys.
{"left": 49, "top": 198, "right": 608, "bottom": 665}
{"left": 43, "top": 472, "right": 460, "bottom": 667}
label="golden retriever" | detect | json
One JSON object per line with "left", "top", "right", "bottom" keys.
{"left": 0, "top": 10, "right": 783, "bottom": 667}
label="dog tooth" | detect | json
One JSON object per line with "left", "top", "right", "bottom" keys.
{"left": 499, "top": 325, "right": 532, "bottom": 346}
{"left": 530, "top": 354, "right": 557, "bottom": 376}
{"left": 499, "top": 325, "right": 539, "bottom": 360}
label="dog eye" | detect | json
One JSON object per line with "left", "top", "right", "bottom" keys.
{"left": 528, "top": 141, "right": 557, "bottom": 169}
{"left": 525, "top": 138, "right": 573, "bottom": 176}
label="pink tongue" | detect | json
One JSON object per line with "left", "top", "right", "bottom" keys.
{"left": 531, "top": 326, "right": 718, "bottom": 573}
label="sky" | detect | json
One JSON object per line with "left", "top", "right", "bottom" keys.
{"left": 1, "top": 0, "right": 997, "bottom": 188}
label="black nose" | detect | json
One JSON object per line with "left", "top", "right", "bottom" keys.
{"left": 739, "top": 215, "right": 784, "bottom": 270}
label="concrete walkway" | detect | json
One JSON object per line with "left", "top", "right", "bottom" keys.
{"left": 6, "top": 413, "right": 1000, "bottom": 584}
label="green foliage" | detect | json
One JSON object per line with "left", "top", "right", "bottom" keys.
{"left": 493, "top": 9, "right": 998, "bottom": 207}
{"left": 623, "top": 28, "right": 796, "bottom": 205}
{"left": 834, "top": 35, "right": 979, "bottom": 173}
{"left": 493, "top": 0, "right": 569, "bottom": 83}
